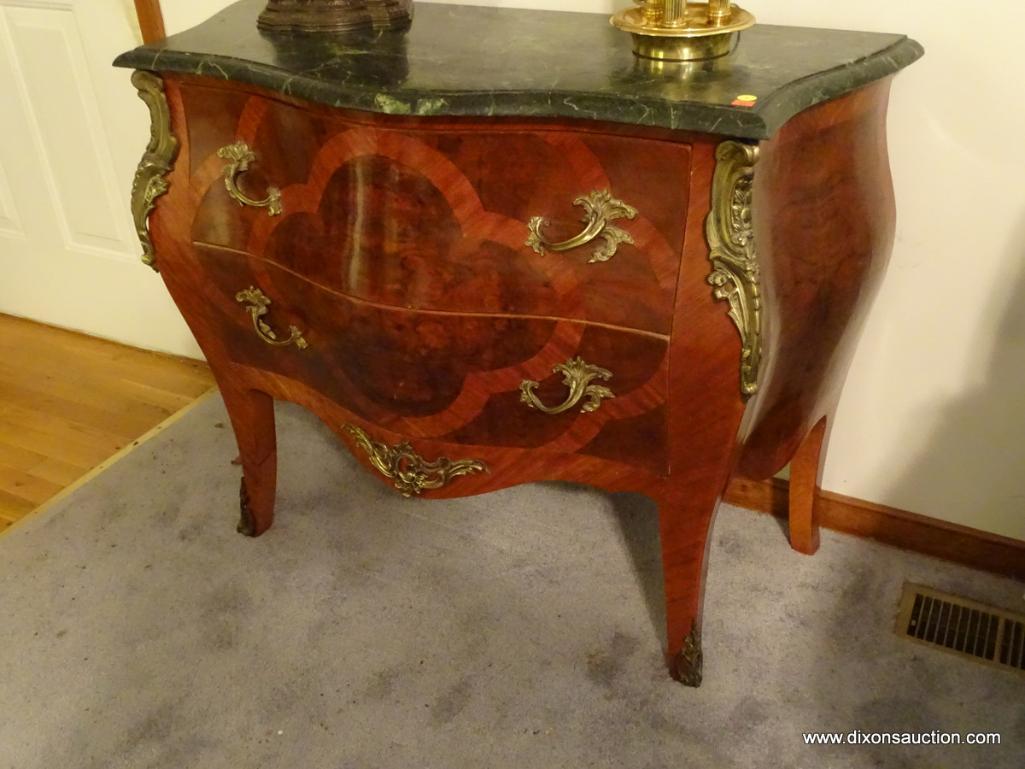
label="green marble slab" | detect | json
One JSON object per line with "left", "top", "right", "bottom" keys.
{"left": 113, "top": 0, "right": 922, "bottom": 139}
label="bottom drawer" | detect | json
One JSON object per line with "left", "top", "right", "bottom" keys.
{"left": 189, "top": 246, "right": 670, "bottom": 475}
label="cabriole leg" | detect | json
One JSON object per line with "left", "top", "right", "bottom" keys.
{"left": 220, "top": 385, "right": 277, "bottom": 537}
{"left": 656, "top": 480, "right": 731, "bottom": 687}
{"left": 787, "top": 415, "right": 831, "bottom": 555}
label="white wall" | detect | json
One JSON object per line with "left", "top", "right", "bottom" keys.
{"left": 158, "top": 1, "right": 1024, "bottom": 541}
{"left": 160, "top": 1, "right": 226, "bottom": 34}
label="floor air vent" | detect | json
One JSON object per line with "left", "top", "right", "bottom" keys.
{"left": 896, "top": 583, "right": 1025, "bottom": 674}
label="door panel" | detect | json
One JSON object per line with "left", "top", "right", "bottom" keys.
{"left": 4, "top": 4, "right": 131, "bottom": 256}
{"left": 0, "top": 0, "right": 201, "bottom": 357}
{"left": 0, "top": 156, "right": 22, "bottom": 238}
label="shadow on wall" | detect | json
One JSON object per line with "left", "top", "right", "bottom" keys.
{"left": 882, "top": 210, "right": 1025, "bottom": 542}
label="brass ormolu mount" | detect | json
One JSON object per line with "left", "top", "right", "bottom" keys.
{"left": 612, "top": 1, "right": 755, "bottom": 62}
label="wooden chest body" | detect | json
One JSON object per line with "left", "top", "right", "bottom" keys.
{"left": 117, "top": 0, "right": 922, "bottom": 686}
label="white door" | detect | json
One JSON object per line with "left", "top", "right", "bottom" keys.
{"left": 0, "top": 0, "right": 200, "bottom": 357}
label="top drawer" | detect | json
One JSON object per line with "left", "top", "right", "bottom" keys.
{"left": 180, "top": 83, "right": 691, "bottom": 335}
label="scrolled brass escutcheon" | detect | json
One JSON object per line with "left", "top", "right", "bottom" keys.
{"left": 519, "top": 357, "right": 615, "bottom": 415}
{"left": 235, "top": 286, "right": 309, "bottom": 350}
{"left": 344, "top": 425, "right": 487, "bottom": 497}
{"left": 217, "top": 140, "right": 284, "bottom": 216}
{"left": 527, "top": 190, "right": 638, "bottom": 263}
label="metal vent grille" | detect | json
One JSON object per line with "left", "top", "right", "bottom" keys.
{"left": 896, "top": 583, "right": 1025, "bottom": 674}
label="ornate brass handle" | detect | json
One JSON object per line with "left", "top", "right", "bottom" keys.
{"left": 217, "top": 141, "right": 284, "bottom": 216}
{"left": 235, "top": 287, "right": 308, "bottom": 350}
{"left": 526, "top": 190, "right": 638, "bottom": 263}
{"left": 519, "top": 357, "right": 615, "bottom": 415}
{"left": 344, "top": 425, "right": 487, "bottom": 497}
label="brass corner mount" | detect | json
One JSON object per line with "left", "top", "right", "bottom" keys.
{"left": 612, "top": 1, "right": 755, "bottom": 62}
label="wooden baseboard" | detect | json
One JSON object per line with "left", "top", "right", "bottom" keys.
{"left": 724, "top": 477, "right": 1025, "bottom": 582}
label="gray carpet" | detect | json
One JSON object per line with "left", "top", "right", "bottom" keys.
{"left": 0, "top": 394, "right": 1021, "bottom": 769}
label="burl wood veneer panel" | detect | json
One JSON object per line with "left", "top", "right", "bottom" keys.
{"left": 182, "top": 84, "right": 689, "bottom": 335}
{"left": 189, "top": 244, "right": 670, "bottom": 473}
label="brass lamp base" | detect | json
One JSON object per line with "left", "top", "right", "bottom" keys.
{"left": 612, "top": 3, "right": 755, "bottom": 62}
{"left": 258, "top": 0, "right": 413, "bottom": 34}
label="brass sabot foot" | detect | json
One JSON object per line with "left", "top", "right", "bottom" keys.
{"left": 671, "top": 627, "right": 703, "bottom": 687}
{"left": 237, "top": 477, "right": 257, "bottom": 537}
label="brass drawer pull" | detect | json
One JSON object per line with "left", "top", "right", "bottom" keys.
{"left": 235, "top": 287, "right": 309, "bottom": 349}
{"left": 217, "top": 141, "right": 284, "bottom": 216}
{"left": 520, "top": 356, "right": 615, "bottom": 415}
{"left": 526, "top": 190, "right": 637, "bottom": 263}
{"left": 344, "top": 425, "right": 487, "bottom": 497}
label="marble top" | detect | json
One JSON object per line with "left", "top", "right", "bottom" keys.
{"left": 114, "top": 0, "right": 922, "bottom": 139}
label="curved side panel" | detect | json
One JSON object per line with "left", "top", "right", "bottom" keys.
{"left": 738, "top": 80, "right": 897, "bottom": 479}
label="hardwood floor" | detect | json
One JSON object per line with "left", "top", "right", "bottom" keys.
{"left": 0, "top": 314, "right": 214, "bottom": 532}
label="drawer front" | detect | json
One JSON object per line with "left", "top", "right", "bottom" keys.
{"left": 181, "top": 83, "right": 689, "bottom": 335}
{"left": 192, "top": 245, "right": 669, "bottom": 475}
